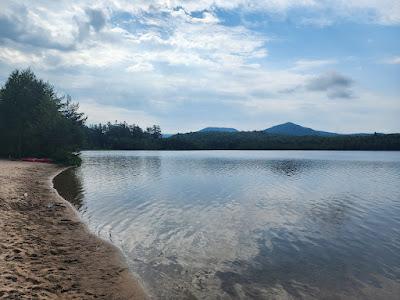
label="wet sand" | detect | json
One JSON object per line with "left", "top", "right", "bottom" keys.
{"left": 0, "top": 160, "right": 147, "bottom": 299}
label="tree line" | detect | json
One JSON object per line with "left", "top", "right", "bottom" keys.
{"left": 1, "top": 69, "right": 399, "bottom": 166}
{"left": 164, "top": 131, "right": 400, "bottom": 151}
{"left": 84, "top": 123, "right": 162, "bottom": 150}
{"left": 0, "top": 69, "right": 164, "bottom": 164}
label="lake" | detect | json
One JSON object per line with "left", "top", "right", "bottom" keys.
{"left": 54, "top": 150, "right": 400, "bottom": 299}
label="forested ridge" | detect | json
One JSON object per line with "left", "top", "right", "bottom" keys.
{"left": 84, "top": 123, "right": 163, "bottom": 150}
{"left": 163, "top": 131, "right": 400, "bottom": 151}
{"left": 1, "top": 69, "right": 399, "bottom": 166}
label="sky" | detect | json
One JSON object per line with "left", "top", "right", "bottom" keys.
{"left": 0, "top": 0, "right": 399, "bottom": 134}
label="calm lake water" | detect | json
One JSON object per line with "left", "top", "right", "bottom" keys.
{"left": 54, "top": 151, "right": 400, "bottom": 299}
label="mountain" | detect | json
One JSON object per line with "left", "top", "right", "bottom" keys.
{"left": 264, "top": 122, "right": 338, "bottom": 136}
{"left": 199, "top": 127, "right": 238, "bottom": 133}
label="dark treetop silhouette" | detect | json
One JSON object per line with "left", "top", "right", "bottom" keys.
{"left": 0, "top": 69, "right": 86, "bottom": 165}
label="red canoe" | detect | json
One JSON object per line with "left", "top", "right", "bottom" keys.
{"left": 21, "top": 157, "right": 53, "bottom": 163}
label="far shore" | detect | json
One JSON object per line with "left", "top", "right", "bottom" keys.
{"left": 0, "top": 160, "right": 147, "bottom": 299}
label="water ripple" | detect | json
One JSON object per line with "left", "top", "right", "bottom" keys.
{"left": 54, "top": 150, "right": 400, "bottom": 299}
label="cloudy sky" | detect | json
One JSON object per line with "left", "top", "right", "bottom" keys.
{"left": 0, "top": 0, "right": 399, "bottom": 133}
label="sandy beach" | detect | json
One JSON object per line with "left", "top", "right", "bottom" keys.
{"left": 0, "top": 160, "right": 147, "bottom": 299}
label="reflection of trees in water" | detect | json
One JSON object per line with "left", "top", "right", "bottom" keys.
{"left": 269, "top": 160, "right": 312, "bottom": 177}
{"left": 174, "top": 158, "right": 314, "bottom": 177}
{"left": 53, "top": 168, "right": 84, "bottom": 210}
{"left": 112, "top": 156, "right": 162, "bottom": 179}
{"left": 85, "top": 155, "right": 162, "bottom": 184}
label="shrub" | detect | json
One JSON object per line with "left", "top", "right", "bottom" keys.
{"left": 52, "top": 150, "right": 82, "bottom": 166}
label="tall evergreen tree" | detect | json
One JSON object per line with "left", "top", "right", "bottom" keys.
{"left": 0, "top": 69, "right": 86, "bottom": 164}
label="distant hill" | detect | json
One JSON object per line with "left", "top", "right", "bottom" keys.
{"left": 199, "top": 127, "right": 238, "bottom": 133}
{"left": 264, "top": 122, "right": 338, "bottom": 137}
{"left": 175, "top": 123, "right": 377, "bottom": 137}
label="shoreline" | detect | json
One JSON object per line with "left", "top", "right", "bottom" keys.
{"left": 0, "top": 160, "right": 147, "bottom": 299}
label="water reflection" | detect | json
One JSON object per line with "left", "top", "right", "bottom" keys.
{"left": 269, "top": 159, "right": 314, "bottom": 177}
{"left": 55, "top": 151, "right": 400, "bottom": 299}
{"left": 53, "top": 167, "right": 84, "bottom": 210}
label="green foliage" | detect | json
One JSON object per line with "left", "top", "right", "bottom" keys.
{"left": 84, "top": 122, "right": 163, "bottom": 150}
{"left": 0, "top": 69, "right": 86, "bottom": 165}
{"left": 146, "top": 125, "right": 162, "bottom": 139}
{"left": 52, "top": 150, "right": 82, "bottom": 166}
{"left": 84, "top": 128, "right": 400, "bottom": 151}
{"left": 162, "top": 131, "right": 400, "bottom": 151}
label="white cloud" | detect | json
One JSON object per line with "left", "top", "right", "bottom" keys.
{"left": 0, "top": 2, "right": 267, "bottom": 72}
{"left": 383, "top": 56, "right": 400, "bottom": 65}
{"left": 115, "top": 0, "right": 400, "bottom": 25}
{"left": 292, "top": 59, "right": 337, "bottom": 71}
{"left": 0, "top": 0, "right": 398, "bottom": 133}
{"left": 300, "top": 17, "right": 333, "bottom": 27}
{"left": 126, "top": 62, "right": 154, "bottom": 72}
{"left": 337, "top": 0, "right": 400, "bottom": 25}
{"left": 0, "top": 47, "right": 42, "bottom": 65}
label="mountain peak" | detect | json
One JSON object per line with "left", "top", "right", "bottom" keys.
{"left": 199, "top": 127, "right": 238, "bottom": 133}
{"left": 280, "top": 122, "right": 303, "bottom": 128}
{"left": 264, "top": 122, "right": 337, "bottom": 136}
